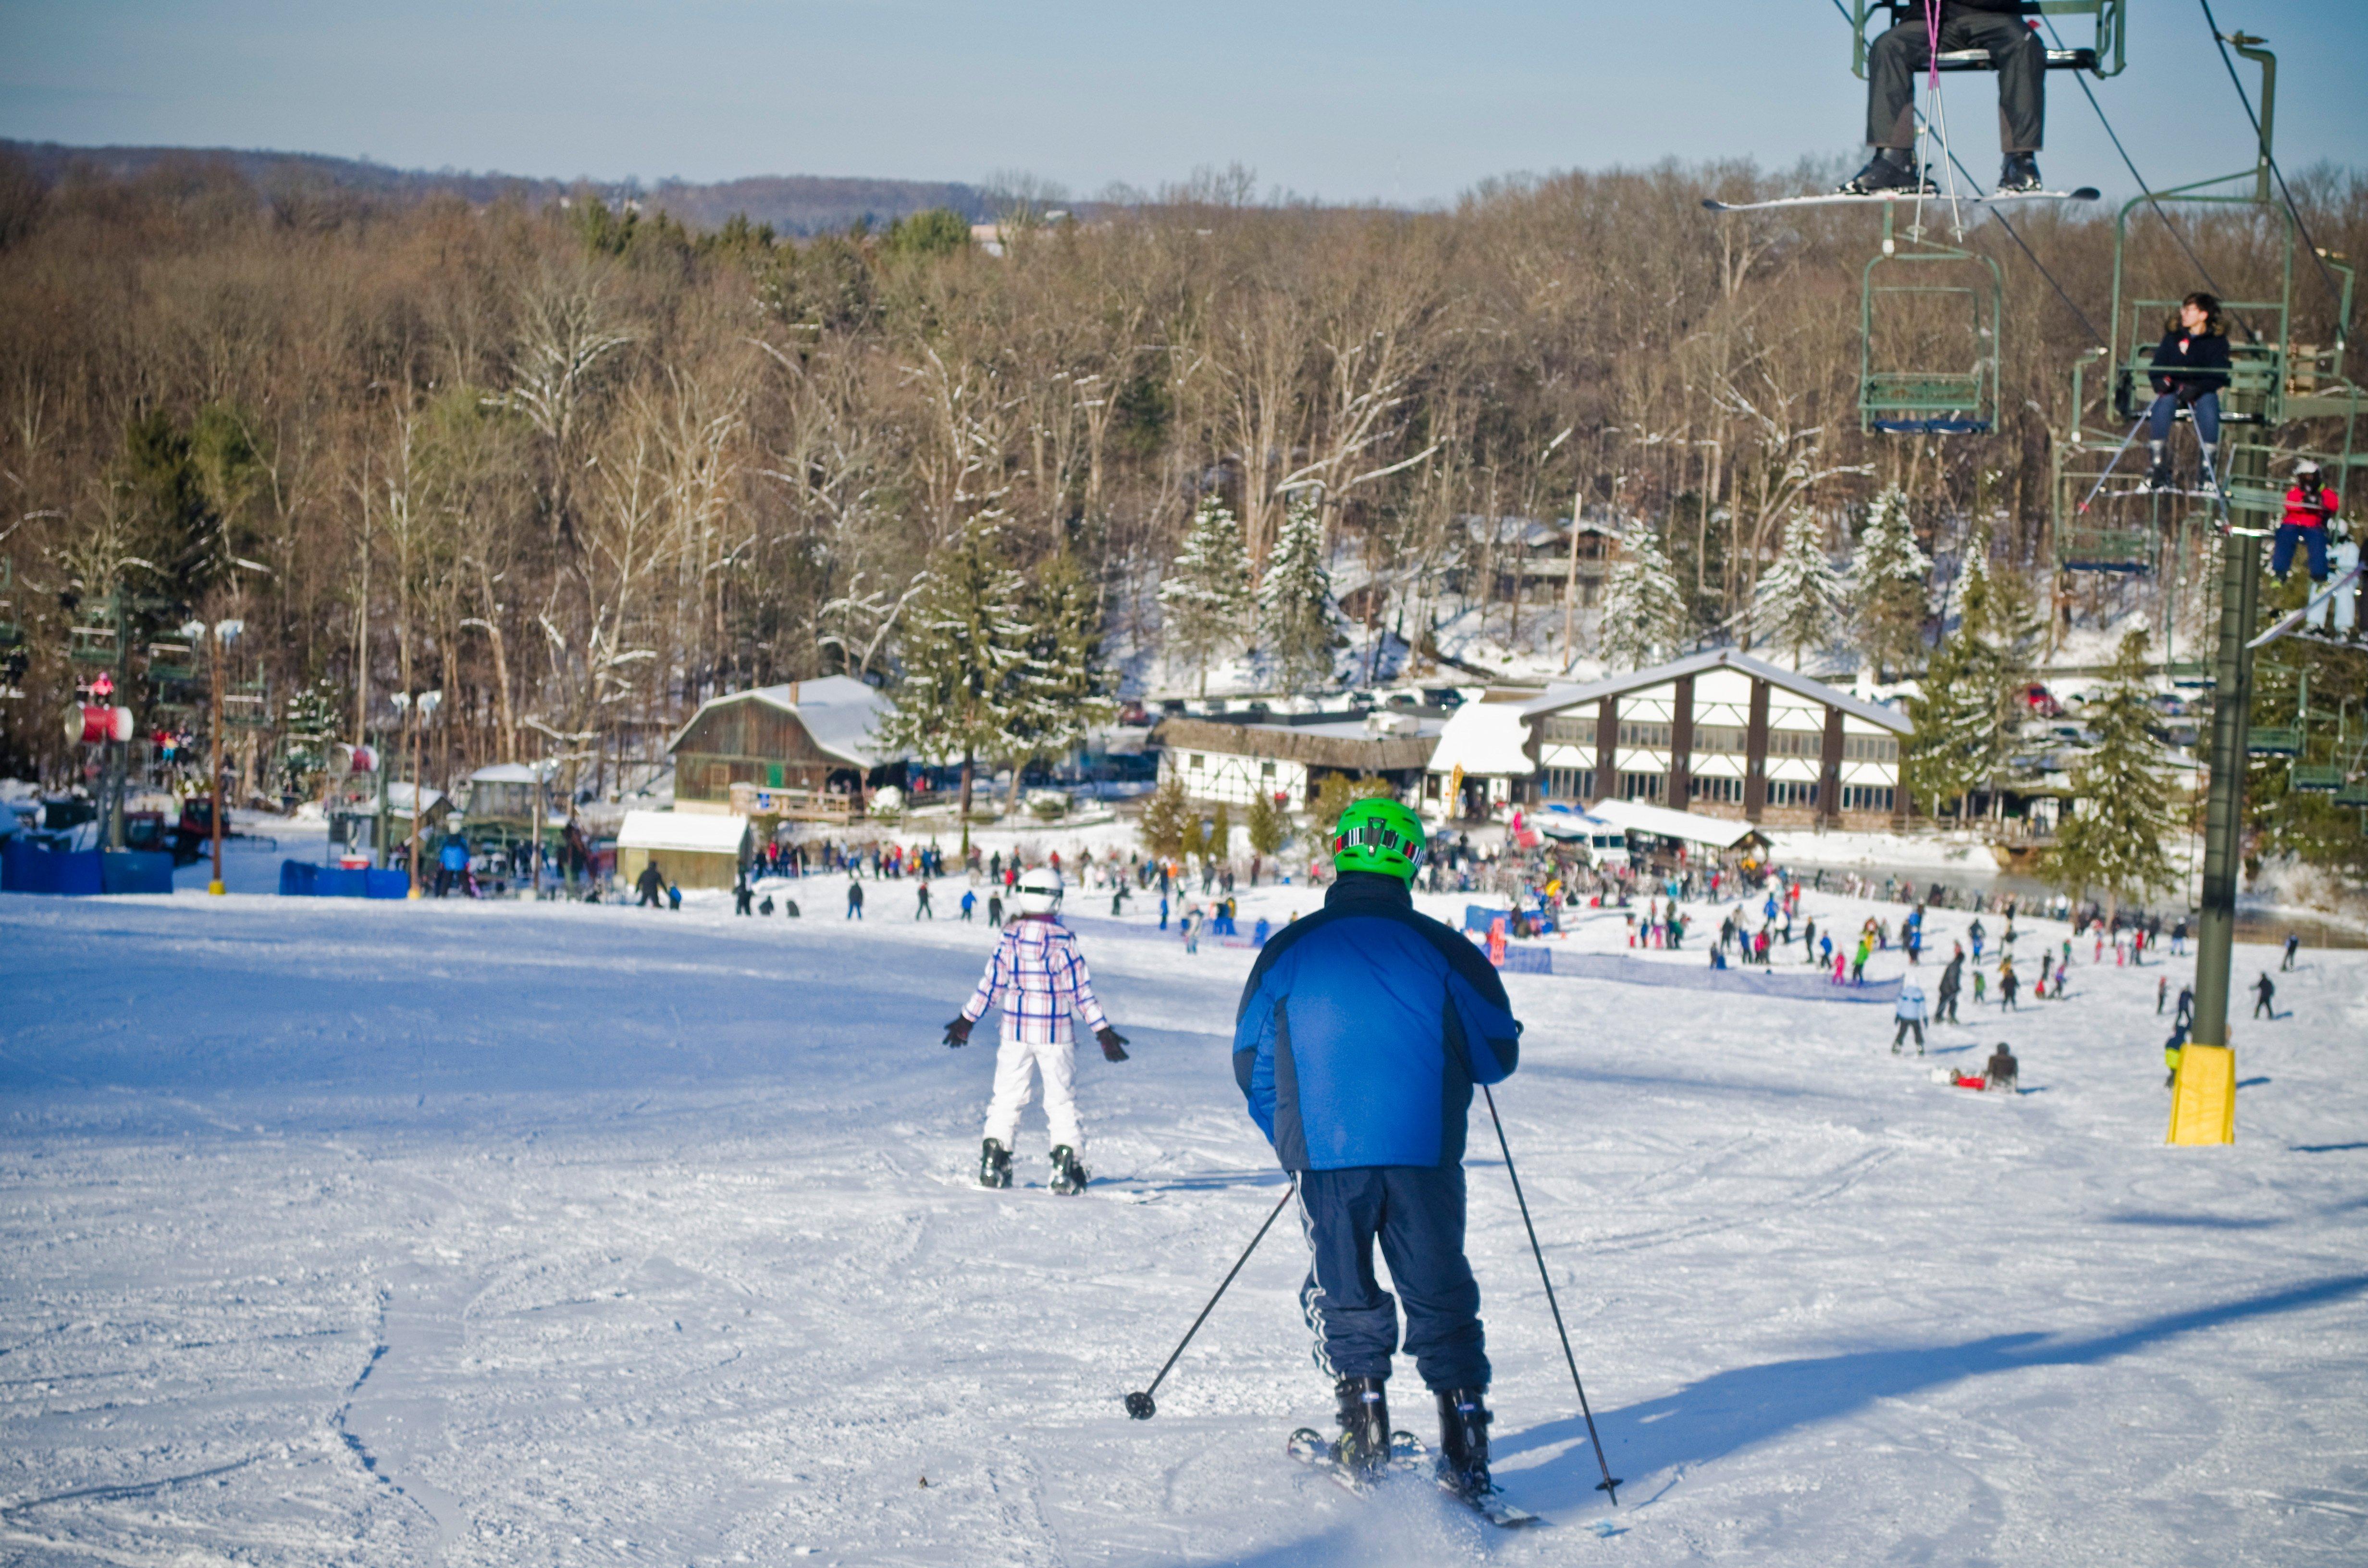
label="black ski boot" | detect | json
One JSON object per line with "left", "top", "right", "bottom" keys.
{"left": 1839, "top": 147, "right": 1933, "bottom": 196}
{"left": 2145, "top": 441, "right": 2174, "bottom": 492}
{"left": 1048, "top": 1144, "right": 1089, "bottom": 1196}
{"left": 979, "top": 1138, "right": 1013, "bottom": 1189}
{"left": 1435, "top": 1388, "right": 1494, "bottom": 1500}
{"left": 1332, "top": 1376, "right": 1391, "bottom": 1477}
{"left": 1998, "top": 151, "right": 2046, "bottom": 194}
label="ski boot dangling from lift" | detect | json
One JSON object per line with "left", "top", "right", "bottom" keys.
{"left": 1839, "top": 146, "right": 1935, "bottom": 196}
{"left": 979, "top": 1137, "right": 1013, "bottom": 1189}
{"left": 1997, "top": 151, "right": 2046, "bottom": 195}
{"left": 1048, "top": 1143, "right": 1089, "bottom": 1196}
{"left": 1435, "top": 1387, "right": 1495, "bottom": 1501}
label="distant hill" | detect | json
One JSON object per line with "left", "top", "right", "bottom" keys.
{"left": 0, "top": 140, "right": 996, "bottom": 235}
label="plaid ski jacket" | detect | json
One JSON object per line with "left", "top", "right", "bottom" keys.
{"left": 960, "top": 915, "right": 1110, "bottom": 1045}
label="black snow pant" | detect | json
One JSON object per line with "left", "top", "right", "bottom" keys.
{"left": 1894, "top": 1018, "right": 1925, "bottom": 1053}
{"left": 1296, "top": 1165, "right": 1489, "bottom": 1393}
{"left": 1867, "top": 11, "right": 2045, "bottom": 152}
{"left": 1936, "top": 988, "right": 1960, "bottom": 1023}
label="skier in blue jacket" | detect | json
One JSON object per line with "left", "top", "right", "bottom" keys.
{"left": 1233, "top": 796, "right": 1522, "bottom": 1498}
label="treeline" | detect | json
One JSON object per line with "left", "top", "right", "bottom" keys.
{"left": 0, "top": 147, "right": 2362, "bottom": 795}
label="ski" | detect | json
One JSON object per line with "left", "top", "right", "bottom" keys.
{"left": 1702, "top": 186, "right": 2098, "bottom": 213}
{"left": 1285, "top": 1429, "right": 1544, "bottom": 1528}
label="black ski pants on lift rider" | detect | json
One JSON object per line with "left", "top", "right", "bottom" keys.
{"left": 1867, "top": 10, "right": 2045, "bottom": 153}
{"left": 1296, "top": 1165, "right": 1490, "bottom": 1393}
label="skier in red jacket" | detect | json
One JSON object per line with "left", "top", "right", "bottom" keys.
{"left": 2274, "top": 459, "right": 2340, "bottom": 585}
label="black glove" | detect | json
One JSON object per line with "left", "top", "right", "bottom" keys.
{"left": 943, "top": 1016, "right": 973, "bottom": 1049}
{"left": 1097, "top": 1026, "right": 1130, "bottom": 1062}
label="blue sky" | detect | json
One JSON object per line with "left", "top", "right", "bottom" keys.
{"left": 3, "top": 1, "right": 2363, "bottom": 203}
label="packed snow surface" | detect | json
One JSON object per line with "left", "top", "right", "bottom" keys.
{"left": 4, "top": 862, "right": 2365, "bottom": 1566}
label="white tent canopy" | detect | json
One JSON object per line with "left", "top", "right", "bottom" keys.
{"left": 1582, "top": 796, "right": 1767, "bottom": 851}
{"left": 1427, "top": 701, "right": 1534, "bottom": 777}
{"left": 616, "top": 810, "right": 749, "bottom": 855}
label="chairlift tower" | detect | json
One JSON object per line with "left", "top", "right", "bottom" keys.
{"left": 2041, "top": 30, "right": 2368, "bottom": 1137}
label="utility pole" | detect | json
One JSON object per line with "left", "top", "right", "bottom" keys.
{"left": 107, "top": 584, "right": 130, "bottom": 852}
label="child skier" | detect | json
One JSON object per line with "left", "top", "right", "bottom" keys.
{"left": 1232, "top": 798, "right": 1523, "bottom": 1503}
{"left": 944, "top": 868, "right": 1129, "bottom": 1195}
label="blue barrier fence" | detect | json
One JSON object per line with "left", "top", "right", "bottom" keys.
{"left": 279, "top": 860, "right": 411, "bottom": 899}
{"left": 2, "top": 841, "right": 103, "bottom": 895}
{"left": 1, "top": 843, "right": 174, "bottom": 895}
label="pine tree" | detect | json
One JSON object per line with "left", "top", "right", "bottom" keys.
{"left": 1259, "top": 493, "right": 1339, "bottom": 695}
{"left": 1901, "top": 526, "right": 2032, "bottom": 822}
{"left": 1244, "top": 789, "right": 1289, "bottom": 879}
{"left": 875, "top": 525, "right": 1031, "bottom": 827}
{"left": 1139, "top": 777, "right": 1195, "bottom": 861}
{"left": 1902, "top": 624, "right": 2000, "bottom": 821}
{"left": 1751, "top": 510, "right": 1851, "bottom": 669}
{"left": 1850, "top": 486, "right": 1933, "bottom": 678}
{"left": 1159, "top": 492, "right": 1253, "bottom": 695}
{"left": 1009, "top": 550, "right": 1115, "bottom": 762}
{"left": 2041, "top": 631, "right": 2180, "bottom": 918}
{"left": 280, "top": 678, "right": 345, "bottom": 789}
{"left": 1597, "top": 526, "right": 1688, "bottom": 672}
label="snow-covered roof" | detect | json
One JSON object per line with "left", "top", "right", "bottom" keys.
{"left": 616, "top": 809, "right": 749, "bottom": 855}
{"left": 469, "top": 762, "right": 555, "bottom": 784}
{"left": 1519, "top": 649, "right": 1913, "bottom": 734}
{"left": 1426, "top": 701, "right": 1535, "bottom": 777}
{"left": 385, "top": 783, "right": 447, "bottom": 818}
{"left": 1583, "top": 796, "right": 1769, "bottom": 850}
{"left": 666, "top": 675, "right": 897, "bottom": 768}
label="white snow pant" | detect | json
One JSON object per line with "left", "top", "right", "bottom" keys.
{"left": 983, "top": 1030, "right": 1082, "bottom": 1152}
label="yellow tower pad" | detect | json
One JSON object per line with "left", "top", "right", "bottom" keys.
{"left": 2167, "top": 1044, "right": 2237, "bottom": 1146}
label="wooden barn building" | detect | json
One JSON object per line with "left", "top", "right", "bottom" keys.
{"left": 666, "top": 676, "right": 897, "bottom": 816}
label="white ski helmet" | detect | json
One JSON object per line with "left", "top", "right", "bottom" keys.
{"left": 1014, "top": 867, "right": 1064, "bottom": 917}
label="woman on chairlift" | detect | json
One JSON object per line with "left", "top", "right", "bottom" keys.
{"left": 2144, "top": 291, "right": 2232, "bottom": 493}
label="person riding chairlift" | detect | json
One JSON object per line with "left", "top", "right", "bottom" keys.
{"left": 1843, "top": 0, "right": 2049, "bottom": 197}
{"left": 2275, "top": 458, "right": 2342, "bottom": 588}
{"left": 2144, "top": 293, "right": 2232, "bottom": 493}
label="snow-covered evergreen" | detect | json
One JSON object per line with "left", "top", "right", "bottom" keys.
{"left": 1159, "top": 492, "right": 1253, "bottom": 694}
{"left": 1751, "top": 510, "right": 1851, "bottom": 669}
{"left": 1258, "top": 494, "right": 1339, "bottom": 695}
{"left": 874, "top": 525, "right": 1031, "bottom": 814}
{"left": 1596, "top": 525, "right": 1688, "bottom": 672}
{"left": 1011, "top": 551, "right": 1115, "bottom": 758}
{"left": 2041, "top": 630, "right": 2181, "bottom": 916}
{"left": 1850, "top": 486, "right": 1933, "bottom": 676}
{"left": 1902, "top": 524, "right": 2030, "bottom": 819}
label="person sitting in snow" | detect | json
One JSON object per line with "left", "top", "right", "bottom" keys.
{"left": 1232, "top": 797, "right": 1522, "bottom": 1502}
{"left": 1985, "top": 1042, "right": 2019, "bottom": 1091}
{"left": 944, "top": 868, "right": 1128, "bottom": 1196}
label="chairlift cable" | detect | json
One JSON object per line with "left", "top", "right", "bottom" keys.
{"left": 1819, "top": 1, "right": 2107, "bottom": 347}
{"left": 1913, "top": 115, "right": 2110, "bottom": 349}
{"left": 2036, "top": 12, "right": 2246, "bottom": 339}
{"left": 2195, "top": 0, "right": 2348, "bottom": 318}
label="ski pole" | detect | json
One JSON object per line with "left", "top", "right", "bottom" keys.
{"left": 2074, "top": 417, "right": 2148, "bottom": 515}
{"left": 1123, "top": 1182, "right": 1295, "bottom": 1421}
{"left": 1481, "top": 1083, "right": 1623, "bottom": 1504}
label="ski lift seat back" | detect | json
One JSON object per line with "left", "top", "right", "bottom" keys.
{"left": 1850, "top": 1, "right": 2126, "bottom": 80}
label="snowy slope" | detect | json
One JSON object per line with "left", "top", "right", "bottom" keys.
{"left": 1, "top": 884, "right": 2363, "bottom": 1566}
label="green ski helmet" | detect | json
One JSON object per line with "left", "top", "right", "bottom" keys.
{"left": 1330, "top": 796, "right": 1426, "bottom": 881}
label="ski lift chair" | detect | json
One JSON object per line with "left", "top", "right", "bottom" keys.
{"left": 223, "top": 679, "right": 272, "bottom": 730}
{"left": 146, "top": 642, "right": 197, "bottom": 685}
{"left": 69, "top": 625, "right": 119, "bottom": 667}
{"left": 1861, "top": 234, "right": 2004, "bottom": 435}
{"left": 1851, "top": 1, "right": 2126, "bottom": 81}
